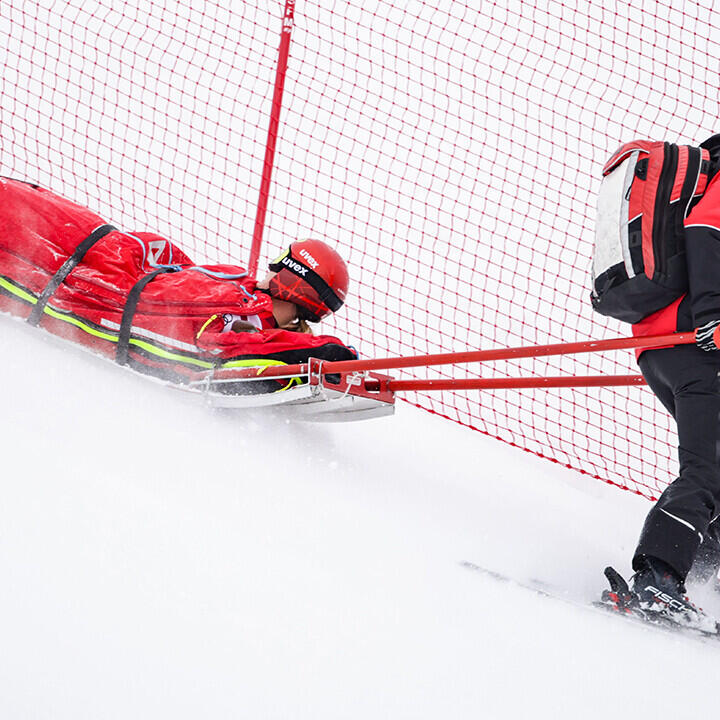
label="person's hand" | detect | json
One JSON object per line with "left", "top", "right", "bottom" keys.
{"left": 695, "top": 320, "right": 720, "bottom": 351}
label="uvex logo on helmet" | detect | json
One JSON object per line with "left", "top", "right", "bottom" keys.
{"left": 298, "top": 248, "right": 319, "bottom": 269}
{"left": 280, "top": 256, "right": 308, "bottom": 276}
{"left": 267, "top": 239, "right": 349, "bottom": 322}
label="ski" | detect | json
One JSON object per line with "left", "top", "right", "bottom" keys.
{"left": 461, "top": 560, "right": 720, "bottom": 644}
{"left": 460, "top": 561, "right": 573, "bottom": 603}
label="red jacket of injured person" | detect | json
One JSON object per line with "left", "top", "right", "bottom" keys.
{"left": 0, "top": 177, "right": 357, "bottom": 391}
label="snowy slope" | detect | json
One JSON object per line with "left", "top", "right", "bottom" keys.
{"left": 2, "top": 315, "right": 720, "bottom": 719}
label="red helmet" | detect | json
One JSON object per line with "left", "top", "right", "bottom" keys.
{"left": 267, "top": 239, "right": 349, "bottom": 322}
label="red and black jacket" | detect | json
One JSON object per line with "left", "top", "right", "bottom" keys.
{"left": 633, "top": 135, "right": 720, "bottom": 358}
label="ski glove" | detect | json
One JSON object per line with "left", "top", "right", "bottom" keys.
{"left": 695, "top": 319, "right": 720, "bottom": 351}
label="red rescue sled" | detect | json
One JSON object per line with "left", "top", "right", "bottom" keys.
{"left": 0, "top": 178, "right": 395, "bottom": 421}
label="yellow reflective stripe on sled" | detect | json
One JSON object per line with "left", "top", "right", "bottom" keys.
{"left": 0, "top": 276, "right": 295, "bottom": 375}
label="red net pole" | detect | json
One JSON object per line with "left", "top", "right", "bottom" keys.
{"left": 247, "top": 0, "right": 296, "bottom": 278}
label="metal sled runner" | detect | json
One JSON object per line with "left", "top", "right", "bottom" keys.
{"left": 176, "top": 358, "right": 396, "bottom": 422}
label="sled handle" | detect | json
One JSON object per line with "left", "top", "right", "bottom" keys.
{"left": 380, "top": 374, "right": 646, "bottom": 392}
{"left": 209, "top": 331, "right": 696, "bottom": 381}
{"left": 316, "top": 332, "right": 697, "bottom": 374}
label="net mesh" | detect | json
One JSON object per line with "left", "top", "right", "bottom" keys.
{"left": 4, "top": 0, "right": 719, "bottom": 499}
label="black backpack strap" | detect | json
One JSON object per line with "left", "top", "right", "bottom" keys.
{"left": 116, "top": 266, "right": 180, "bottom": 366}
{"left": 27, "top": 223, "right": 117, "bottom": 326}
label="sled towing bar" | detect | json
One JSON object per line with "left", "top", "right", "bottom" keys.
{"left": 181, "top": 332, "right": 697, "bottom": 421}
{"left": 202, "top": 331, "right": 696, "bottom": 392}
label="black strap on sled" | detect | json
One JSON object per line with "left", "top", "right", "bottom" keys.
{"left": 27, "top": 223, "right": 117, "bottom": 326}
{"left": 116, "top": 266, "right": 180, "bottom": 366}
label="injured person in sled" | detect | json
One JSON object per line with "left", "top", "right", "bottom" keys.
{"left": 0, "top": 177, "right": 357, "bottom": 396}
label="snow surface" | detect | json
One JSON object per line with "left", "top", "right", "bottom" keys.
{"left": 2, "top": 315, "right": 720, "bottom": 719}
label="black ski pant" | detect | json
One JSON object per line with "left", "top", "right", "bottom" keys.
{"left": 634, "top": 344, "right": 720, "bottom": 581}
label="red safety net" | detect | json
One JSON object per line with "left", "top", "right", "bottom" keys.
{"left": 3, "top": 0, "right": 717, "bottom": 499}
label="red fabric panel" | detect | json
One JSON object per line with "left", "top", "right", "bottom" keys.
{"left": 685, "top": 169, "right": 720, "bottom": 228}
{"left": 602, "top": 139, "right": 655, "bottom": 175}
{"left": 669, "top": 145, "right": 688, "bottom": 203}
{"left": 631, "top": 294, "right": 684, "bottom": 360}
{"left": 641, "top": 147, "right": 664, "bottom": 278}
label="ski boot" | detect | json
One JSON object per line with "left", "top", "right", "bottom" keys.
{"left": 631, "top": 557, "right": 718, "bottom": 634}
